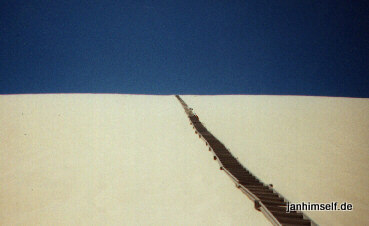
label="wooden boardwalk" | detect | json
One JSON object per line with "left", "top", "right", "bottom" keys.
{"left": 176, "top": 95, "right": 317, "bottom": 226}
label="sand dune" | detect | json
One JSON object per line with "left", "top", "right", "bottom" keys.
{"left": 1, "top": 94, "right": 368, "bottom": 225}
{"left": 182, "top": 95, "right": 369, "bottom": 226}
{"left": 1, "top": 95, "right": 270, "bottom": 225}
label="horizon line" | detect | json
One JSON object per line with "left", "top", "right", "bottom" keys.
{"left": 0, "top": 92, "right": 367, "bottom": 99}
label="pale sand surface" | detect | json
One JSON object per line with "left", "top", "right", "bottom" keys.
{"left": 0, "top": 95, "right": 270, "bottom": 225}
{"left": 182, "top": 95, "right": 369, "bottom": 226}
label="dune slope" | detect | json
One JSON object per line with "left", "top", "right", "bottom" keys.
{"left": 0, "top": 95, "right": 270, "bottom": 225}
{"left": 183, "top": 95, "right": 369, "bottom": 226}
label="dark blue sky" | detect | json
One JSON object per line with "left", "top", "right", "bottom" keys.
{"left": 1, "top": 1, "right": 368, "bottom": 97}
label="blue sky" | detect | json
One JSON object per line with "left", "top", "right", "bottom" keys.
{"left": 1, "top": 0, "right": 368, "bottom": 97}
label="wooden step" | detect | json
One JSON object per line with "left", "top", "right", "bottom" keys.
{"left": 258, "top": 195, "right": 284, "bottom": 202}
{"left": 239, "top": 181, "right": 263, "bottom": 186}
{"left": 271, "top": 211, "right": 303, "bottom": 219}
{"left": 276, "top": 217, "right": 311, "bottom": 225}
{"left": 260, "top": 200, "right": 287, "bottom": 206}
{"left": 247, "top": 187, "right": 274, "bottom": 193}
{"left": 263, "top": 205, "right": 290, "bottom": 213}
{"left": 254, "top": 192, "right": 279, "bottom": 197}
